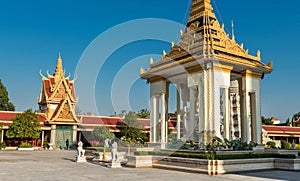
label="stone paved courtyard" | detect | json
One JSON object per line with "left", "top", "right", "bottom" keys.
{"left": 0, "top": 150, "right": 298, "bottom": 181}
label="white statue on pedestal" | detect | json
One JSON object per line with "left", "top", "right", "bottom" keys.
{"left": 109, "top": 140, "right": 121, "bottom": 168}
{"left": 76, "top": 140, "right": 86, "bottom": 163}
{"left": 111, "top": 140, "right": 118, "bottom": 161}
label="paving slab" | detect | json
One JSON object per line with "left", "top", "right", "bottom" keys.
{"left": 0, "top": 150, "right": 298, "bottom": 181}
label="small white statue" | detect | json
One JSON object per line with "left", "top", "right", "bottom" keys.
{"left": 111, "top": 140, "right": 118, "bottom": 161}
{"left": 77, "top": 140, "right": 85, "bottom": 157}
{"left": 104, "top": 138, "right": 110, "bottom": 148}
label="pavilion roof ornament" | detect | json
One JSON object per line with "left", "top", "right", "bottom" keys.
{"left": 140, "top": 0, "right": 273, "bottom": 79}
{"left": 54, "top": 53, "right": 64, "bottom": 78}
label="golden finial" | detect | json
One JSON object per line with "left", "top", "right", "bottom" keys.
{"left": 171, "top": 41, "right": 175, "bottom": 47}
{"left": 231, "top": 20, "right": 235, "bottom": 42}
{"left": 163, "top": 50, "right": 167, "bottom": 56}
{"left": 268, "top": 60, "right": 273, "bottom": 69}
{"left": 54, "top": 52, "right": 64, "bottom": 77}
{"left": 150, "top": 57, "right": 154, "bottom": 65}
{"left": 241, "top": 43, "right": 244, "bottom": 49}
{"left": 180, "top": 29, "right": 183, "bottom": 36}
{"left": 140, "top": 67, "right": 145, "bottom": 74}
{"left": 256, "top": 50, "right": 261, "bottom": 58}
{"left": 246, "top": 49, "right": 249, "bottom": 54}
{"left": 39, "top": 70, "right": 46, "bottom": 79}
{"left": 221, "top": 23, "right": 224, "bottom": 30}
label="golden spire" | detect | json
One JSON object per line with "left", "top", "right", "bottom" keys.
{"left": 54, "top": 52, "right": 64, "bottom": 77}
{"left": 189, "top": 0, "right": 215, "bottom": 20}
{"left": 231, "top": 20, "right": 235, "bottom": 42}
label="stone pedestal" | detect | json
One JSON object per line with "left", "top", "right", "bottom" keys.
{"left": 76, "top": 156, "right": 87, "bottom": 163}
{"left": 48, "top": 144, "right": 54, "bottom": 150}
{"left": 253, "top": 144, "right": 265, "bottom": 153}
{"left": 109, "top": 161, "right": 122, "bottom": 168}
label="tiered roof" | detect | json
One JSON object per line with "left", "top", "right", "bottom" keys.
{"left": 38, "top": 54, "right": 78, "bottom": 124}
{"left": 141, "top": 0, "right": 272, "bottom": 79}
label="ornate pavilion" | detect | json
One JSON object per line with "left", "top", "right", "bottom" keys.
{"left": 140, "top": 0, "right": 272, "bottom": 148}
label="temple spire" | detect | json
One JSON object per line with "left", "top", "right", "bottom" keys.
{"left": 54, "top": 52, "right": 64, "bottom": 77}
{"left": 231, "top": 20, "right": 235, "bottom": 41}
{"left": 188, "top": 0, "right": 216, "bottom": 24}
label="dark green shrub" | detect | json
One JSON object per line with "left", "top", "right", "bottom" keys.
{"left": 0, "top": 142, "right": 6, "bottom": 149}
{"left": 85, "top": 147, "right": 112, "bottom": 152}
{"left": 144, "top": 151, "right": 296, "bottom": 160}
{"left": 43, "top": 141, "right": 49, "bottom": 149}
{"left": 266, "top": 141, "right": 276, "bottom": 148}
{"left": 18, "top": 142, "right": 32, "bottom": 148}
{"left": 281, "top": 141, "right": 292, "bottom": 149}
{"left": 134, "top": 151, "right": 148, "bottom": 156}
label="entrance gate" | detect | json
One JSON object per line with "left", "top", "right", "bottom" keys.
{"left": 55, "top": 125, "right": 73, "bottom": 149}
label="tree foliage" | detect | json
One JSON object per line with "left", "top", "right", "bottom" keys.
{"left": 292, "top": 112, "right": 300, "bottom": 121}
{"left": 120, "top": 111, "right": 148, "bottom": 145}
{"left": 91, "top": 126, "right": 115, "bottom": 143}
{"left": 6, "top": 109, "right": 41, "bottom": 140}
{"left": 262, "top": 116, "right": 273, "bottom": 125}
{"left": 136, "top": 109, "right": 150, "bottom": 119}
{"left": 0, "top": 79, "right": 15, "bottom": 111}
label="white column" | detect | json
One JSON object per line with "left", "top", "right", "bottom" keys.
{"left": 1, "top": 130, "right": 4, "bottom": 142}
{"left": 241, "top": 91, "right": 251, "bottom": 143}
{"left": 73, "top": 125, "right": 77, "bottom": 145}
{"left": 161, "top": 93, "right": 166, "bottom": 144}
{"left": 176, "top": 86, "right": 181, "bottom": 140}
{"left": 183, "top": 102, "right": 187, "bottom": 136}
{"left": 150, "top": 96, "right": 155, "bottom": 143}
{"left": 155, "top": 96, "right": 159, "bottom": 142}
{"left": 189, "top": 87, "right": 196, "bottom": 140}
{"left": 50, "top": 125, "right": 56, "bottom": 146}
{"left": 165, "top": 84, "right": 169, "bottom": 143}
{"left": 41, "top": 131, "right": 45, "bottom": 147}
{"left": 224, "top": 87, "right": 230, "bottom": 140}
{"left": 198, "top": 83, "right": 205, "bottom": 144}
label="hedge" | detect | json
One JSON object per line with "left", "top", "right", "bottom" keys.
{"left": 134, "top": 151, "right": 296, "bottom": 160}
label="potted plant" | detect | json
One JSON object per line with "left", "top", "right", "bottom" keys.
{"left": 18, "top": 142, "right": 34, "bottom": 151}
{"left": 0, "top": 142, "right": 6, "bottom": 150}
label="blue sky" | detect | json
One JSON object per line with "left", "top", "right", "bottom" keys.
{"left": 0, "top": 0, "right": 299, "bottom": 122}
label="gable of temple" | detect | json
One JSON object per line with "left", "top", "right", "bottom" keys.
{"left": 38, "top": 54, "right": 79, "bottom": 124}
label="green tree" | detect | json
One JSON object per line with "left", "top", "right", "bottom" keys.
{"left": 136, "top": 109, "right": 150, "bottom": 119}
{"left": 285, "top": 118, "right": 291, "bottom": 126}
{"left": 120, "top": 111, "right": 148, "bottom": 145}
{"left": 6, "top": 109, "right": 41, "bottom": 141}
{"left": 91, "top": 126, "right": 115, "bottom": 144}
{"left": 0, "top": 79, "right": 15, "bottom": 111}
{"left": 262, "top": 116, "right": 273, "bottom": 125}
{"left": 292, "top": 112, "right": 300, "bottom": 127}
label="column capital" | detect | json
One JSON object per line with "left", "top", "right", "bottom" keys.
{"left": 213, "top": 63, "right": 233, "bottom": 73}
{"left": 241, "top": 70, "right": 263, "bottom": 79}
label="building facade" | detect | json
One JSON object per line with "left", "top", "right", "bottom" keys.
{"left": 140, "top": 0, "right": 272, "bottom": 148}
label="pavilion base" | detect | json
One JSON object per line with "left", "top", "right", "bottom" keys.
{"left": 76, "top": 156, "right": 87, "bottom": 163}
{"left": 147, "top": 142, "right": 166, "bottom": 150}
{"left": 108, "top": 161, "right": 122, "bottom": 168}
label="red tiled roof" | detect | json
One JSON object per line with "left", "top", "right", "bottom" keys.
{"left": 0, "top": 111, "right": 50, "bottom": 128}
{"left": 262, "top": 125, "right": 300, "bottom": 135}
{"left": 0, "top": 111, "right": 177, "bottom": 132}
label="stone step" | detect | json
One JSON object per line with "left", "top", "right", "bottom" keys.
{"left": 152, "top": 163, "right": 207, "bottom": 174}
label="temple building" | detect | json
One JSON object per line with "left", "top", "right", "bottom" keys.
{"left": 38, "top": 54, "right": 80, "bottom": 148}
{"left": 0, "top": 54, "right": 155, "bottom": 148}
{"left": 140, "top": 0, "right": 273, "bottom": 148}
